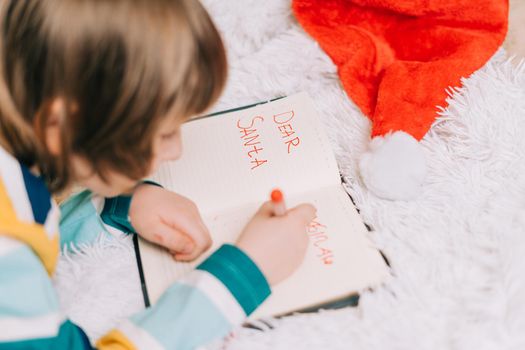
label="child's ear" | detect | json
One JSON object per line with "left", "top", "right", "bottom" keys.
{"left": 44, "top": 98, "right": 65, "bottom": 156}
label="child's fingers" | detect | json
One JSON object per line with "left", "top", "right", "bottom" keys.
{"left": 152, "top": 223, "right": 195, "bottom": 254}
{"left": 161, "top": 212, "right": 211, "bottom": 255}
{"left": 171, "top": 251, "right": 197, "bottom": 262}
{"left": 191, "top": 221, "right": 212, "bottom": 257}
{"left": 256, "top": 201, "right": 316, "bottom": 223}
{"left": 286, "top": 203, "right": 317, "bottom": 225}
{"left": 171, "top": 226, "right": 212, "bottom": 261}
{"left": 255, "top": 201, "right": 276, "bottom": 217}
{"left": 170, "top": 225, "right": 210, "bottom": 261}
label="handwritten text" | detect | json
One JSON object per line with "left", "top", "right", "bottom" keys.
{"left": 273, "top": 110, "right": 301, "bottom": 154}
{"left": 307, "top": 219, "right": 333, "bottom": 265}
{"left": 237, "top": 116, "right": 268, "bottom": 170}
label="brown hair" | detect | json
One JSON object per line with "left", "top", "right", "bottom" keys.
{"left": 0, "top": 0, "right": 227, "bottom": 192}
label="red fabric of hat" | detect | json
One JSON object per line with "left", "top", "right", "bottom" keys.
{"left": 292, "top": 0, "right": 508, "bottom": 199}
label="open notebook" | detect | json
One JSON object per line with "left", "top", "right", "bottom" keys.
{"left": 135, "top": 92, "right": 389, "bottom": 320}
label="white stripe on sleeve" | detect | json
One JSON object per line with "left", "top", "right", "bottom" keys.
{"left": 0, "top": 237, "right": 23, "bottom": 257}
{"left": 0, "top": 147, "right": 34, "bottom": 223}
{"left": 43, "top": 202, "right": 60, "bottom": 239}
{"left": 117, "top": 319, "right": 164, "bottom": 350}
{"left": 0, "top": 312, "right": 63, "bottom": 341}
{"left": 178, "top": 269, "right": 246, "bottom": 325}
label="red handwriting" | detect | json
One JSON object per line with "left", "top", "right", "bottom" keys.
{"left": 273, "top": 110, "right": 300, "bottom": 154}
{"left": 237, "top": 116, "right": 268, "bottom": 170}
{"left": 307, "top": 219, "right": 333, "bottom": 265}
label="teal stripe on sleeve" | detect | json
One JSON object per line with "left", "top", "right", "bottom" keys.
{"left": 100, "top": 180, "right": 163, "bottom": 234}
{"left": 130, "top": 283, "right": 231, "bottom": 350}
{"left": 0, "top": 320, "right": 93, "bottom": 350}
{"left": 197, "top": 244, "right": 271, "bottom": 316}
{"left": 100, "top": 195, "right": 134, "bottom": 233}
{"left": 59, "top": 190, "right": 109, "bottom": 248}
{"left": 0, "top": 246, "right": 59, "bottom": 317}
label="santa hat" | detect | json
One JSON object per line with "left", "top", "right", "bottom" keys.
{"left": 293, "top": 0, "right": 508, "bottom": 200}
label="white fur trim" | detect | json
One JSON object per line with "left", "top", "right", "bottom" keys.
{"left": 359, "top": 132, "right": 427, "bottom": 200}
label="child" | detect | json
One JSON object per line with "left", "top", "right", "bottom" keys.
{"left": 0, "top": 0, "right": 315, "bottom": 349}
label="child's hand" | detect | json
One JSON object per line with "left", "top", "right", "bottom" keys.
{"left": 129, "top": 184, "right": 212, "bottom": 261}
{"left": 236, "top": 201, "right": 316, "bottom": 286}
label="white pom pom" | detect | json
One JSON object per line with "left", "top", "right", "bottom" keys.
{"left": 359, "top": 131, "right": 427, "bottom": 200}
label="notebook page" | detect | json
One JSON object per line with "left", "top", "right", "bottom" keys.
{"left": 150, "top": 92, "right": 339, "bottom": 216}
{"left": 140, "top": 185, "right": 389, "bottom": 319}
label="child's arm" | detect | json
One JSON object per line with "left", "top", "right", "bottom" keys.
{"left": 96, "top": 200, "right": 314, "bottom": 349}
{"left": 99, "top": 183, "right": 212, "bottom": 261}
{"left": 0, "top": 191, "right": 313, "bottom": 350}
{"left": 0, "top": 235, "right": 267, "bottom": 349}
{"left": 2, "top": 196, "right": 313, "bottom": 349}
{"left": 97, "top": 243, "right": 270, "bottom": 349}
{"left": 0, "top": 236, "right": 94, "bottom": 348}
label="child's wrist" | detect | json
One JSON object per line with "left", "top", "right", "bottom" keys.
{"left": 100, "top": 180, "right": 163, "bottom": 233}
{"left": 197, "top": 244, "right": 271, "bottom": 316}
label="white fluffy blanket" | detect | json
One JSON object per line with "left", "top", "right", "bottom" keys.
{"left": 54, "top": 1, "right": 525, "bottom": 349}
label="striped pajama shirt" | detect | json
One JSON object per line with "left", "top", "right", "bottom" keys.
{"left": 0, "top": 145, "right": 270, "bottom": 349}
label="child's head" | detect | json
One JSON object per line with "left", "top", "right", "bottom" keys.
{"left": 0, "top": 0, "right": 227, "bottom": 196}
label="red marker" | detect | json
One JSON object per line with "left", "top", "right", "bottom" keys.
{"left": 270, "top": 189, "right": 286, "bottom": 216}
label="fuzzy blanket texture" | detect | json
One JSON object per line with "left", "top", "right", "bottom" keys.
{"left": 54, "top": 1, "right": 525, "bottom": 349}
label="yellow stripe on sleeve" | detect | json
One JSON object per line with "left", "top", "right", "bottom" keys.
{"left": 97, "top": 330, "right": 138, "bottom": 350}
{"left": 0, "top": 178, "right": 59, "bottom": 275}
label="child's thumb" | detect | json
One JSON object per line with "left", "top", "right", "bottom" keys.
{"left": 287, "top": 203, "right": 316, "bottom": 224}
{"left": 255, "top": 200, "right": 276, "bottom": 217}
